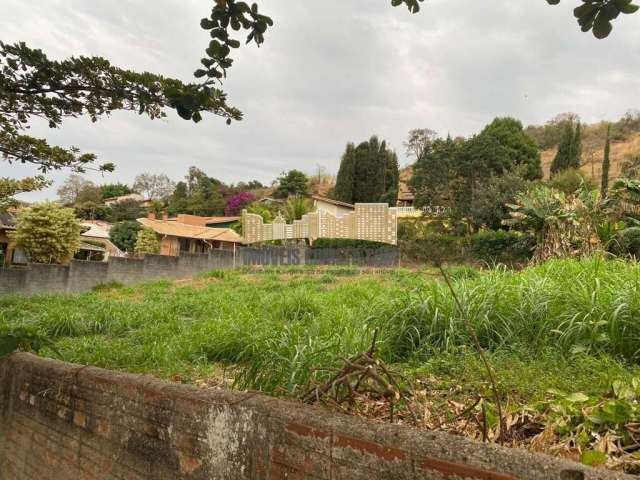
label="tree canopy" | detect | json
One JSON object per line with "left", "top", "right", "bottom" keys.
{"left": 274, "top": 170, "right": 309, "bottom": 199}
{"left": 11, "top": 202, "right": 81, "bottom": 264}
{"left": 334, "top": 137, "right": 399, "bottom": 204}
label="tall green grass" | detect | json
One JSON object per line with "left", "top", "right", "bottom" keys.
{"left": 1, "top": 259, "right": 639, "bottom": 398}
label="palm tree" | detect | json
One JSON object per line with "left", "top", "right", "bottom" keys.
{"left": 283, "top": 196, "right": 312, "bottom": 223}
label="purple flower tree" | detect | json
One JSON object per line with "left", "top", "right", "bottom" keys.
{"left": 225, "top": 191, "right": 255, "bottom": 216}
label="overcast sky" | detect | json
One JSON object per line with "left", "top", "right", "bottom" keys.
{"left": 2, "top": 0, "right": 638, "bottom": 201}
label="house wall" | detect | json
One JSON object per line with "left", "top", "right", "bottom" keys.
{"left": 313, "top": 200, "right": 353, "bottom": 218}
{"left": 0, "top": 353, "right": 626, "bottom": 480}
{"left": 160, "top": 236, "right": 180, "bottom": 256}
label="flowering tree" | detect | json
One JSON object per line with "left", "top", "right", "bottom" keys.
{"left": 225, "top": 191, "right": 255, "bottom": 216}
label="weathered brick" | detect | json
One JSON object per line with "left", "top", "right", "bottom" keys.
{"left": 0, "top": 353, "right": 632, "bottom": 480}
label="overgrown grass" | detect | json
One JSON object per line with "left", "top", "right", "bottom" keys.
{"left": 1, "top": 259, "right": 639, "bottom": 403}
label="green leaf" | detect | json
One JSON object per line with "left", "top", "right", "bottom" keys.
{"left": 581, "top": 449, "right": 607, "bottom": 466}
{"left": 620, "top": 2, "right": 640, "bottom": 14}
{"left": 593, "top": 11, "right": 614, "bottom": 38}
{"left": 566, "top": 392, "right": 589, "bottom": 403}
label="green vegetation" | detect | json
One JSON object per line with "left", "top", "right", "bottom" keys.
{"left": 11, "top": 202, "right": 81, "bottom": 264}
{"left": 134, "top": 228, "right": 161, "bottom": 254}
{"left": 109, "top": 221, "right": 142, "bottom": 253}
{"left": 274, "top": 170, "right": 309, "bottom": 199}
{"left": 334, "top": 136, "right": 399, "bottom": 204}
{"left": 4, "top": 259, "right": 640, "bottom": 467}
{"left": 1, "top": 258, "right": 637, "bottom": 391}
{"left": 550, "top": 120, "right": 582, "bottom": 176}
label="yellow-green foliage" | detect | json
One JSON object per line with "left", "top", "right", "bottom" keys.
{"left": 11, "top": 202, "right": 81, "bottom": 264}
{"left": 134, "top": 228, "right": 160, "bottom": 254}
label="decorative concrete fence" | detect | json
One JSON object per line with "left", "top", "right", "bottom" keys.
{"left": 0, "top": 353, "right": 630, "bottom": 480}
{"left": 0, "top": 247, "right": 400, "bottom": 297}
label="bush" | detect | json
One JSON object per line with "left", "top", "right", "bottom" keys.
{"left": 110, "top": 221, "right": 141, "bottom": 252}
{"left": 548, "top": 168, "right": 594, "bottom": 194}
{"left": 311, "top": 238, "right": 387, "bottom": 250}
{"left": 134, "top": 228, "right": 160, "bottom": 254}
{"left": 402, "top": 233, "right": 467, "bottom": 263}
{"left": 11, "top": 202, "right": 81, "bottom": 264}
{"left": 470, "top": 230, "right": 535, "bottom": 265}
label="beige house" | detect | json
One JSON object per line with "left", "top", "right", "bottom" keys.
{"left": 311, "top": 195, "right": 355, "bottom": 218}
{"left": 138, "top": 216, "right": 243, "bottom": 256}
{"left": 80, "top": 221, "right": 123, "bottom": 258}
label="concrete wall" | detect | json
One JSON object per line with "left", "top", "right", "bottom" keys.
{"left": 0, "top": 250, "right": 235, "bottom": 297}
{"left": 0, "top": 353, "right": 629, "bottom": 480}
{"left": 0, "top": 247, "right": 398, "bottom": 297}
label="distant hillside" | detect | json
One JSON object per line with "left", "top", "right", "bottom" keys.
{"left": 528, "top": 111, "right": 640, "bottom": 181}
{"left": 541, "top": 131, "right": 640, "bottom": 182}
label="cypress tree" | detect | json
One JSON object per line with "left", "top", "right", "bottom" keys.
{"left": 353, "top": 137, "right": 385, "bottom": 203}
{"left": 333, "top": 143, "right": 356, "bottom": 203}
{"left": 551, "top": 122, "right": 575, "bottom": 176}
{"left": 571, "top": 121, "right": 583, "bottom": 169}
{"left": 381, "top": 150, "right": 400, "bottom": 205}
{"left": 601, "top": 124, "right": 611, "bottom": 198}
{"left": 335, "top": 136, "right": 398, "bottom": 204}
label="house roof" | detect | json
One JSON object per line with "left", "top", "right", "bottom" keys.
{"left": 80, "top": 221, "right": 112, "bottom": 239}
{"left": 170, "top": 214, "right": 240, "bottom": 227}
{"left": 137, "top": 218, "right": 243, "bottom": 243}
{"left": 104, "top": 193, "right": 148, "bottom": 204}
{"left": 311, "top": 195, "right": 355, "bottom": 209}
{"left": 78, "top": 241, "right": 106, "bottom": 252}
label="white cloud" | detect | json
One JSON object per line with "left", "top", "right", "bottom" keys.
{"left": 2, "top": 0, "right": 638, "bottom": 201}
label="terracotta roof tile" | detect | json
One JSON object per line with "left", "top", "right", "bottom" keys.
{"left": 137, "top": 218, "right": 243, "bottom": 243}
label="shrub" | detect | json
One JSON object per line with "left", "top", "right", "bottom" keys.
{"left": 110, "top": 221, "right": 141, "bottom": 252}
{"left": 548, "top": 168, "right": 594, "bottom": 194}
{"left": 11, "top": 202, "right": 81, "bottom": 264}
{"left": 470, "top": 230, "right": 535, "bottom": 265}
{"left": 134, "top": 228, "right": 160, "bottom": 254}
{"left": 402, "top": 233, "right": 467, "bottom": 263}
{"left": 311, "top": 238, "right": 387, "bottom": 250}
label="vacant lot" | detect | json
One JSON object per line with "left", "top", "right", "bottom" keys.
{"left": 3, "top": 259, "right": 640, "bottom": 471}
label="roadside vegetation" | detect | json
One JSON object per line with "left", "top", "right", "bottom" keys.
{"left": 3, "top": 260, "right": 640, "bottom": 471}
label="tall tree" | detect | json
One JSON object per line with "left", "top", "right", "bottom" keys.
{"left": 333, "top": 143, "right": 357, "bottom": 203}
{"left": 551, "top": 122, "right": 576, "bottom": 175}
{"left": 478, "top": 117, "right": 542, "bottom": 180}
{"left": 381, "top": 150, "right": 400, "bottom": 205}
{"left": 335, "top": 137, "right": 398, "bottom": 204}
{"left": 573, "top": 121, "right": 583, "bottom": 168}
{"left": 11, "top": 202, "right": 81, "bottom": 264}
{"left": 404, "top": 128, "right": 438, "bottom": 161}
{"left": 133, "top": 173, "right": 176, "bottom": 201}
{"left": 411, "top": 135, "right": 460, "bottom": 208}
{"left": 274, "top": 170, "right": 309, "bottom": 198}
{"left": 550, "top": 121, "right": 582, "bottom": 175}
{"left": 57, "top": 175, "right": 95, "bottom": 205}
{"left": 601, "top": 124, "right": 612, "bottom": 198}
{"left": 100, "top": 183, "right": 133, "bottom": 199}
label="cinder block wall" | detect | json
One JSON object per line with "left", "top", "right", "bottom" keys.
{"left": 0, "top": 354, "right": 629, "bottom": 480}
{"left": 0, "top": 250, "right": 236, "bottom": 297}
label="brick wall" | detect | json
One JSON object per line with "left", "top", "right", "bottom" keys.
{"left": 0, "top": 354, "right": 629, "bottom": 480}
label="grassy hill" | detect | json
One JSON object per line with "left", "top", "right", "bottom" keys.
{"left": 541, "top": 131, "right": 640, "bottom": 181}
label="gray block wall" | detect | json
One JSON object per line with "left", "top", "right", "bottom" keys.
{"left": 0, "top": 246, "right": 399, "bottom": 297}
